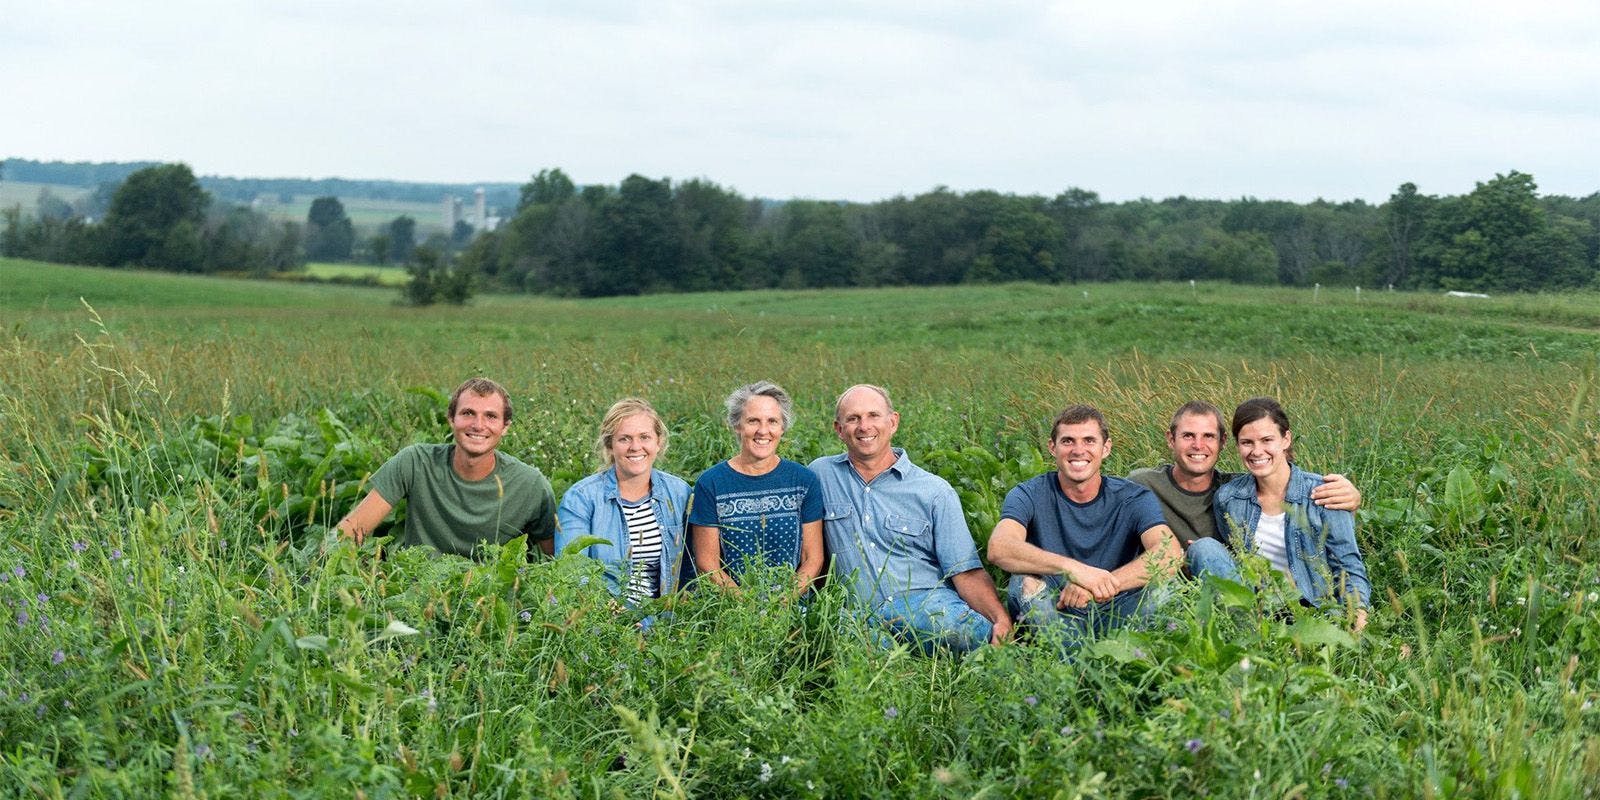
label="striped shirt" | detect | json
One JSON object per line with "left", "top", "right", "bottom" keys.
{"left": 621, "top": 497, "right": 663, "bottom": 605}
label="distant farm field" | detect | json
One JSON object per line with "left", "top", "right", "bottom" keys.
{"left": 302, "top": 261, "right": 411, "bottom": 286}
{"left": 0, "top": 181, "right": 89, "bottom": 217}
{"left": 250, "top": 194, "right": 452, "bottom": 237}
{"left": 2, "top": 257, "right": 1598, "bottom": 796}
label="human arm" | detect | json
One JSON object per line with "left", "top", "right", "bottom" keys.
{"left": 1319, "top": 506, "right": 1371, "bottom": 618}
{"left": 691, "top": 523, "right": 739, "bottom": 591}
{"left": 793, "top": 519, "right": 825, "bottom": 597}
{"left": 1108, "top": 523, "right": 1182, "bottom": 591}
{"left": 337, "top": 490, "right": 393, "bottom": 546}
{"left": 949, "top": 567, "right": 1013, "bottom": 643}
{"left": 553, "top": 486, "right": 594, "bottom": 557}
{"left": 525, "top": 472, "right": 558, "bottom": 557}
{"left": 987, "top": 518, "right": 1119, "bottom": 602}
{"left": 1311, "top": 473, "right": 1362, "bottom": 512}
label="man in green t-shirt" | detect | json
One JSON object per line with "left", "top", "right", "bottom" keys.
{"left": 1126, "top": 401, "right": 1359, "bottom": 548}
{"left": 338, "top": 378, "right": 556, "bottom": 558}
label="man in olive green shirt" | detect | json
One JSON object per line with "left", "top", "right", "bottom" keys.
{"left": 1126, "top": 401, "right": 1358, "bottom": 548}
{"left": 338, "top": 378, "right": 555, "bottom": 558}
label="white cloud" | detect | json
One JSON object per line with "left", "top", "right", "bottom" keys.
{"left": 2, "top": 0, "right": 1597, "bottom": 201}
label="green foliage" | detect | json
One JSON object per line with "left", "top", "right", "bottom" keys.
{"left": 401, "top": 246, "right": 473, "bottom": 306}
{"left": 3, "top": 261, "right": 1600, "bottom": 794}
{"left": 304, "top": 197, "right": 355, "bottom": 261}
{"left": 101, "top": 163, "right": 209, "bottom": 270}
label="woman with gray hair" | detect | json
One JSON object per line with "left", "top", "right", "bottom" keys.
{"left": 688, "top": 380, "right": 825, "bottom": 597}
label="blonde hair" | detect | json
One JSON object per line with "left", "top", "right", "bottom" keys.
{"left": 595, "top": 398, "right": 668, "bottom": 469}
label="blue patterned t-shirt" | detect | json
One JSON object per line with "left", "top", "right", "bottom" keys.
{"left": 688, "top": 459, "right": 824, "bottom": 583}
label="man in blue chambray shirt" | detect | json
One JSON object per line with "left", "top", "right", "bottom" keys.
{"left": 808, "top": 385, "right": 1012, "bottom": 653}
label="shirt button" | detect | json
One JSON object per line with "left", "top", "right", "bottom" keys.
{"left": 863, "top": 515, "right": 872, "bottom": 524}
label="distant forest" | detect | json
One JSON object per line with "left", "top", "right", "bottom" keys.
{"left": 3, "top": 159, "right": 1598, "bottom": 295}
{"left": 0, "top": 158, "right": 519, "bottom": 209}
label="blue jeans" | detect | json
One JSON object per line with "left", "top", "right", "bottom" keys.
{"left": 1007, "top": 573, "right": 1151, "bottom": 651}
{"left": 1186, "top": 538, "right": 1242, "bottom": 583}
{"left": 870, "top": 587, "right": 993, "bottom": 655}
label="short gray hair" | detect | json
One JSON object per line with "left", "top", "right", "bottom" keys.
{"left": 724, "top": 380, "right": 794, "bottom": 432}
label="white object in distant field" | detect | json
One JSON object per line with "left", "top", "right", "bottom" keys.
{"left": 1445, "top": 291, "right": 1490, "bottom": 299}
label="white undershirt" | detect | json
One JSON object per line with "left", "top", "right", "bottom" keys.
{"left": 621, "top": 498, "right": 663, "bottom": 605}
{"left": 1253, "top": 512, "right": 1294, "bottom": 581}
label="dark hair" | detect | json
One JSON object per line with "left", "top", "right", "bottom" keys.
{"left": 448, "top": 378, "right": 513, "bottom": 424}
{"left": 1170, "top": 400, "right": 1226, "bottom": 441}
{"left": 1231, "top": 397, "right": 1293, "bottom": 462}
{"left": 1051, "top": 404, "right": 1107, "bottom": 441}
{"left": 1230, "top": 397, "right": 1290, "bottom": 439}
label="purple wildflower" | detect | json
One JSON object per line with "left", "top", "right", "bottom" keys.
{"left": 0, "top": 572, "right": 8, "bottom": 583}
{"left": 884, "top": 706, "right": 899, "bottom": 720}
{"left": 11, "top": 566, "right": 23, "bottom": 578}
{"left": 72, "top": 541, "right": 87, "bottom": 553}
{"left": 1335, "top": 778, "right": 1349, "bottom": 790}
{"left": 519, "top": 610, "right": 532, "bottom": 623}
{"left": 16, "top": 611, "right": 28, "bottom": 626}
{"left": 51, "top": 650, "right": 65, "bottom": 665}
{"left": 1024, "top": 695, "right": 1038, "bottom": 707}
{"left": 1185, "top": 738, "right": 1203, "bottom": 754}
{"left": 1167, "top": 620, "right": 1180, "bottom": 631}
{"left": 194, "top": 743, "right": 211, "bottom": 760}
{"left": 111, "top": 549, "right": 123, "bottom": 561}
{"left": 37, "top": 593, "right": 48, "bottom": 604}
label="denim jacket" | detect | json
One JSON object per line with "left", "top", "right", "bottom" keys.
{"left": 1213, "top": 465, "right": 1371, "bottom": 608}
{"left": 555, "top": 467, "right": 691, "bottom": 601}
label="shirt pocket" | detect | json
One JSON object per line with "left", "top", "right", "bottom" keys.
{"left": 884, "top": 513, "right": 930, "bottom": 539}
{"left": 822, "top": 497, "right": 858, "bottom": 535}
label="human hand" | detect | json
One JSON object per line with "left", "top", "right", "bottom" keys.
{"left": 1057, "top": 583, "right": 1094, "bottom": 609}
{"left": 1066, "top": 564, "right": 1118, "bottom": 602}
{"left": 1312, "top": 473, "right": 1362, "bottom": 512}
{"left": 989, "top": 616, "right": 1014, "bottom": 645}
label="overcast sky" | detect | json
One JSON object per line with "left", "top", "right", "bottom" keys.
{"left": 5, "top": 1, "right": 1598, "bottom": 203}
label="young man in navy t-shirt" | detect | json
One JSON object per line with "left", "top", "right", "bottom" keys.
{"left": 986, "top": 404, "right": 1182, "bottom": 647}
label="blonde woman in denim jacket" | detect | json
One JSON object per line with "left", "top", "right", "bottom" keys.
{"left": 555, "top": 399, "right": 691, "bottom": 607}
{"left": 1199, "top": 397, "right": 1371, "bottom": 631}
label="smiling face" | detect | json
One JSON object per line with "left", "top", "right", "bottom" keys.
{"left": 735, "top": 395, "right": 785, "bottom": 463}
{"left": 834, "top": 386, "right": 899, "bottom": 466}
{"left": 450, "top": 391, "right": 509, "bottom": 459}
{"left": 608, "top": 413, "right": 660, "bottom": 482}
{"left": 1049, "top": 420, "right": 1110, "bottom": 487}
{"left": 1235, "top": 416, "right": 1293, "bottom": 480}
{"left": 1167, "top": 411, "right": 1224, "bottom": 480}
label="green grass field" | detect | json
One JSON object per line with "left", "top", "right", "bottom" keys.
{"left": 1, "top": 257, "right": 1598, "bottom": 796}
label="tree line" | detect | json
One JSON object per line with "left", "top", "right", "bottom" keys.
{"left": 4, "top": 161, "right": 1597, "bottom": 295}
{"left": 2, "top": 158, "right": 518, "bottom": 208}
{"left": 1, "top": 164, "right": 302, "bottom": 276}
{"left": 462, "top": 169, "right": 1597, "bottom": 296}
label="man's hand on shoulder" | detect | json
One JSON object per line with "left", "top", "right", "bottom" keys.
{"left": 1312, "top": 473, "right": 1362, "bottom": 512}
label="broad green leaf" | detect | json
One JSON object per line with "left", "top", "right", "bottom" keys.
{"left": 1289, "top": 617, "right": 1355, "bottom": 649}
{"left": 1443, "top": 465, "right": 1484, "bottom": 523}
{"left": 561, "top": 535, "right": 610, "bottom": 556}
{"left": 294, "top": 635, "right": 329, "bottom": 652}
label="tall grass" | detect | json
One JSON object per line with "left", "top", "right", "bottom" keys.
{"left": 1, "top": 258, "right": 1598, "bottom": 796}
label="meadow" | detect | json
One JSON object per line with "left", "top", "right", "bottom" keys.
{"left": 1, "top": 256, "right": 1597, "bottom": 797}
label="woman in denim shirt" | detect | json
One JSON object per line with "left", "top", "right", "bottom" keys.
{"left": 555, "top": 399, "right": 691, "bottom": 605}
{"left": 1207, "top": 397, "right": 1371, "bottom": 631}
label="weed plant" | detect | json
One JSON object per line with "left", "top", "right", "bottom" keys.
{"left": 1, "top": 258, "right": 1598, "bottom": 796}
